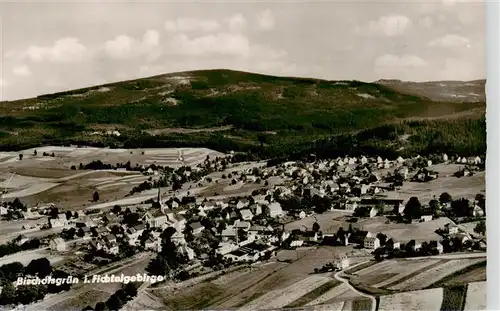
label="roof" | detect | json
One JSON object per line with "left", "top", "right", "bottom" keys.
{"left": 364, "top": 237, "right": 379, "bottom": 242}
{"left": 52, "top": 237, "right": 65, "bottom": 244}
{"left": 190, "top": 222, "right": 204, "bottom": 230}
{"left": 235, "top": 221, "right": 251, "bottom": 228}
{"left": 148, "top": 210, "right": 165, "bottom": 218}
{"left": 134, "top": 223, "right": 147, "bottom": 230}
{"left": 221, "top": 228, "right": 237, "bottom": 236}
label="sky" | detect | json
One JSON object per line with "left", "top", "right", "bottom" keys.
{"left": 0, "top": 0, "right": 486, "bottom": 101}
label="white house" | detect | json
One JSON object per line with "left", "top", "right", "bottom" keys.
{"left": 396, "top": 156, "right": 404, "bottom": 164}
{"left": 298, "top": 211, "right": 306, "bottom": 219}
{"left": 473, "top": 205, "right": 484, "bottom": 217}
{"left": 474, "top": 156, "right": 482, "bottom": 165}
{"left": 240, "top": 209, "right": 254, "bottom": 221}
{"left": 360, "top": 156, "right": 368, "bottom": 165}
{"left": 50, "top": 238, "right": 67, "bottom": 252}
{"left": 420, "top": 215, "right": 433, "bottom": 222}
{"left": 143, "top": 210, "right": 168, "bottom": 228}
{"left": 268, "top": 202, "right": 284, "bottom": 218}
{"left": 449, "top": 225, "right": 459, "bottom": 234}
{"left": 364, "top": 237, "right": 381, "bottom": 249}
{"left": 443, "top": 154, "right": 449, "bottom": 162}
{"left": 369, "top": 207, "right": 379, "bottom": 218}
{"left": 0, "top": 205, "right": 7, "bottom": 215}
{"left": 345, "top": 201, "right": 358, "bottom": 212}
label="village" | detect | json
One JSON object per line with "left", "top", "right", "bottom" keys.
{"left": 0, "top": 147, "right": 487, "bottom": 310}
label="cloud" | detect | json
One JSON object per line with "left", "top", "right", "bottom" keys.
{"left": 226, "top": 14, "right": 247, "bottom": 32}
{"left": 257, "top": 10, "right": 275, "bottom": 31}
{"left": 428, "top": 34, "right": 471, "bottom": 48}
{"left": 5, "top": 37, "right": 87, "bottom": 63}
{"left": 104, "top": 30, "right": 162, "bottom": 60}
{"left": 418, "top": 16, "right": 434, "bottom": 28}
{"left": 358, "top": 15, "right": 411, "bottom": 36}
{"left": 169, "top": 33, "right": 251, "bottom": 57}
{"left": 143, "top": 30, "right": 160, "bottom": 47}
{"left": 12, "top": 65, "right": 32, "bottom": 76}
{"left": 164, "top": 18, "right": 220, "bottom": 33}
{"left": 104, "top": 35, "right": 134, "bottom": 59}
{"left": 375, "top": 54, "right": 428, "bottom": 68}
{"left": 439, "top": 58, "right": 482, "bottom": 80}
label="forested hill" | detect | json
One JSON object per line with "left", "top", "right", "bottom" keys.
{"left": 0, "top": 69, "right": 486, "bottom": 158}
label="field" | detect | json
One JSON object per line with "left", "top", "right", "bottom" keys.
{"left": 380, "top": 163, "right": 485, "bottom": 203}
{"left": 0, "top": 146, "right": 224, "bottom": 209}
{"left": 378, "top": 288, "right": 443, "bottom": 311}
{"left": 340, "top": 256, "right": 486, "bottom": 295}
{"left": 356, "top": 216, "right": 451, "bottom": 243}
{"left": 284, "top": 210, "right": 353, "bottom": 232}
{"left": 148, "top": 246, "right": 369, "bottom": 310}
{"left": 463, "top": 281, "right": 486, "bottom": 311}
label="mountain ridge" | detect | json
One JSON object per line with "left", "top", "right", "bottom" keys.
{"left": 0, "top": 69, "right": 486, "bottom": 158}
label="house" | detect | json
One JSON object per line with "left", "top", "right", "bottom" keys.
{"left": 290, "top": 240, "right": 304, "bottom": 248}
{"left": 240, "top": 209, "right": 254, "bottom": 221}
{"left": 236, "top": 199, "right": 249, "bottom": 209}
{"left": 345, "top": 201, "right": 358, "bottom": 212}
{"left": 363, "top": 237, "right": 380, "bottom": 249}
{"left": 474, "top": 156, "right": 482, "bottom": 165}
{"left": 369, "top": 207, "right": 379, "bottom": 218}
{"left": 268, "top": 202, "right": 284, "bottom": 218}
{"left": 49, "top": 217, "right": 67, "bottom": 228}
{"left": 93, "top": 226, "right": 110, "bottom": 237}
{"left": 189, "top": 222, "right": 205, "bottom": 235}
{"left": 296, "top": 231, "right": 318, "bottom": 242}
{"left": 178, "top": 244, "right": 195, "bottom": 261}
{"left": 221, "top": 228, "right": 238, "bottom": 242}
{"left": 23, "top": 210, "right": 41, "bottom": 220}
{"left": 104, "top": 234, "right": 117, "bottom": 245}
{"left": 448, "top": 225, "right": 459, "bottom": 234}
{"left": 298, "top": 211, "right": 306, "bottom": 219}
{"left": 387, "top": 238, "right": 401, "bottom": 250}
{"left": 144, "top": 237, "right": 158, "bottom": 250}
{"left": 360, "top": 156, "right": 368, "bottom": 165}
{"left": 103, "top": 214, "right": 119, "bottom": 224}
{"left": 420, "top": 215, "right": 433, "bottom": 222}
{"left": 49, "top": 238, "right": 67, "bottom": 252}
{"left": 234, "top": 221, "right": 251, "bottom": 231}
{"left": 0, "top": 205, "right": 7, "bottom": 215}
{"left": 443, "top": 154, "right": 449, "bottom": 162}
{"left": 217, "top": 242, "right": 239, "bottom": 255}
{"left": 429, "top": 241, "right": 444, "bottom": 254}
{"left": 126, "top": 224, "right": 146, "bottom": 245}
{"left": 171, "top": 231, "right": 186, "bottom": 245}
{"left": 406, "top": 240, "right": 422, "bottom": 252}
{"left": 473, "top": 205, "right": 484, "bottom": 217}
{"left": 14, "top": 235, "right": 30, "bottom": 246}
{"left": 143, "top": 210, "right": 168, "bottom": 228}
{"left": 103, "top": 242, "right": 119, "bottom": 255}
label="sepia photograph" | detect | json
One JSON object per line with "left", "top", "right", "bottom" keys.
{"left": 0, "top": 1, "right": 492, "bottom": 311}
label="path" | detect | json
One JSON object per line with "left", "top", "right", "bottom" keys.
{"left": 334, "top": 264, "right": 377, "bottom": 311}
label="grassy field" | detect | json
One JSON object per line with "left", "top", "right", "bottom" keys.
{"left": 0, "top": 70, "right": 486, "bottom": 160}
{"left": 285, "top": 280, "right": 342, "bottom": 308}
{"left": 149, "top": 246, "right": 366, "bottom": 310}
{"left": 356, "top": 216, "right": 451, "bottom": 243}
{"left": 440, "top": 285, "right": 467, "bottom": 311}
{"left": 378, "top": 288, "right": 444, "bottom": 311}
{"left": 429, "top": 261, "right": 486, "bottom": 287}
{"left": 463, "top": 281, "right": 486, "bottom": 311}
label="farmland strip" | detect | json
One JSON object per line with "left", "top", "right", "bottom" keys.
{"left": 286, "top": 280, "right": 342, "bottom": 308}
{"left": 389, "top": 259, "right": 486, "bottom": 291}
{"left": 380, "top": 260, "right": 446, "bottom": 289}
